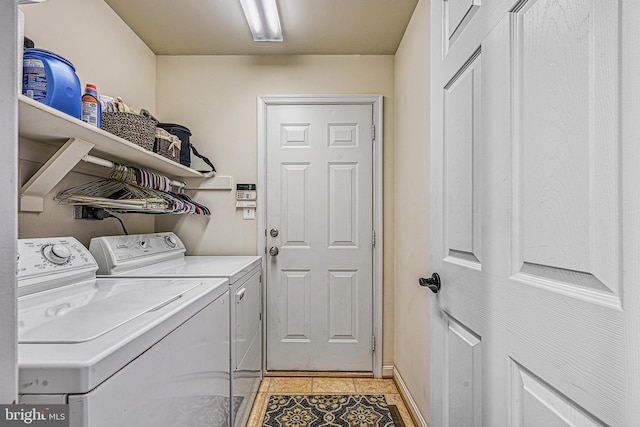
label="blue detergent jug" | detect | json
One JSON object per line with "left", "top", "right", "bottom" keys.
{"left": 23, "top": 48, "right": 81, "bottom": 119}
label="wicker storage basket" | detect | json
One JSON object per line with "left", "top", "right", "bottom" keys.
{"left": 153, "top": 127, "right": 181, "bottom": 163}
{"left": 101, "top": 112, "right": 158, "bottom": 151}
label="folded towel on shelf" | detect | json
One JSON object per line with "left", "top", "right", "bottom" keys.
{"left": 99, "top": 95, "right": 145, "bottom": 115}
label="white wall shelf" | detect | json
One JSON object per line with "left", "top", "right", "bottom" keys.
{"left": 19, "top": 95, "right": 204, "bottom": 178}
{"left": 18, "top": 95, "right": 232, "bottom": 212}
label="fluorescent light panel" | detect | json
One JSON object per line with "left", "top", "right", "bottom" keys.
{"left": 239, "top": 0, "right": 283, "bottom": 42}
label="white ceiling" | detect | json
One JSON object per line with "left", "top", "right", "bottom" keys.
{"left": 103, "top": 0, "right": 419, "bottom": 55}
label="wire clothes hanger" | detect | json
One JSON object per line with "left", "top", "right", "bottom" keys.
{"left": 54, "top": 163, "right": 210, "bottom": 215}
{"left": 109, "top": 164, "right": 182, "bottom": 193}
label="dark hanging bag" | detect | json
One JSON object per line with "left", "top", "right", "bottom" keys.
{"left": 157, "top": 123, "right": 216, "bottom": 173}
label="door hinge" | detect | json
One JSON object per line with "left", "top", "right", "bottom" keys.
{"left": 371, "top": 335, "right": 376, "bottom": 352}
{"left": 371, "top": 125, "right": 375, "bottom": 141}
{"left": 372, "top": 230, "right": 376, "bottom": 247}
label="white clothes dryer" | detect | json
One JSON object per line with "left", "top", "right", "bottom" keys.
{"left": 17, "top": 237, "right": 231, "bottom": 427}
{"left": 89, "top": 233, "right": 262, "bottom": 427}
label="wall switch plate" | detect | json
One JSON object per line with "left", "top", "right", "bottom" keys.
{"left": 243, "top": 208, "right": 255, "bottom": 220}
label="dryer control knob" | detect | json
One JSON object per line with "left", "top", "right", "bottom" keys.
{"left": 164, "top": 235, "right": 177, "bottom": 248}
{"left": 43, "top": 244, "right": 71, "bottom": 265}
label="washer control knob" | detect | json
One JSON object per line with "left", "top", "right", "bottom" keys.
{"left": 43, "top": 244, "right": 71, "bottom": 265}
{"left": 164, "top": 235, "right": 177, "bottom": 248}
{"left": 139, "top": 240, "right": 148, "bottom": 248}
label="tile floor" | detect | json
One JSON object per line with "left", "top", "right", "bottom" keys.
{"left": 247, "top": 376, "right": 416, "bottom": 426}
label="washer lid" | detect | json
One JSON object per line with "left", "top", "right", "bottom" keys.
{"left": 19, "top": 280, "right": 203, "bottom": 343}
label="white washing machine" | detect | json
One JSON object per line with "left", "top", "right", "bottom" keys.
{"left": 88, "top": 233, "right": 262, "bottom": 427}
{"left": 17, "top": 237, "right": 231, "bottom": 427}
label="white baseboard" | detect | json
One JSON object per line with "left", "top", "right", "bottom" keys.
{"left": 393, "top": 366, "right": 429, "bottom": 427}
{"left": 382, "top": 365, "right": 395, "bottom": 378}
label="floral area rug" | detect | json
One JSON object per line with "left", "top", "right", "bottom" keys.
{"left": 261, "top": 394, "right": 400, "bottom": 426}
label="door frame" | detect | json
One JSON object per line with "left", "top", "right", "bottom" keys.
{"left": 257, "top": 94, "right": 384, "bottom": 377}
{"left": 0, "top": 0, "right": 18, "bottom": 403}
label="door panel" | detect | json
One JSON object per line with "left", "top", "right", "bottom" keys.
{"left": 329, "top": 163, "right": 358, "bottom": 247}
{"left": 444, "top": 52, "right": 482, "bottom": 269}
{"left": 446, "top": 0, "right": 481, "bottom": 49}
{"left": 329, "top": 124, "right": 359, "bottom": 147}
{"left": 281, "top": 163, "right": 310, "bottom": 247}
{"left": 514, "top": 0, "right": 621, "bottom": 299}
{"left": 281, "top": 270, "right": 310, "bottom": 341}
{"left": 281, "top": 125, "right": 310, "bottom": 147}
{"left": 444, "top": 314, "right": 482, "bottom": 427}
{"left": 510, "top": 362, "right": 602, "bottom": 427}
{"left": 328, "top": 270, "right": 359, "bottom": 341}
{"left": 430, "top": 0, "right": 635, "bottom": 425}
{"left": 266, "top": 104, "right": 374, "bottom": 372}
{"left": 485, "top": 9, "right": 623, "bottom": 423}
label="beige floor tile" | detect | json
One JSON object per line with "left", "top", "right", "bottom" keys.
{"left": 268, "top": 377, "right": 313, "bottom": 393}
{"left": 354, "top": 378, "right": 399, "bottom": 394}
{"left": 312, "top": 377, "right": 356, "bottom": 393}
{"left": 257, "top": 377, "right": 271, "bottom": 393}
{"left": 246, "top": 392, "right": 268, "bottom": 427}
{"left": 385, "top": 393, "right": 416, "bottom": 427}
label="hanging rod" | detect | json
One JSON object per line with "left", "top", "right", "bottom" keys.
{"left": 81, "top": 154, "right": 186, "bottom": 189}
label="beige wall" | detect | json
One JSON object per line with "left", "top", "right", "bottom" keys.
{"left": 20, "top": 0, "right": 156, "bottom": 111}
{"left": 18, "top": 0, "right": 157, "bottom": 246}
{"left": 394, "top": 0, "right": 431, "bottom": 422}
{"left": 155, "top": 55, "right": 396, "bottom": 365}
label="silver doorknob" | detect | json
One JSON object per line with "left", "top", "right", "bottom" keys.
{"left": 269, "top": 246, "right": 279, "bottom": 256}
{"left": 270, "top": 228, "right": 279, "bottom": 237}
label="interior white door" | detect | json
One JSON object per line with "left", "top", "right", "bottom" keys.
{"left": 265, "top": 103, "right": 374, "bottom": 372}
{"left": 429, "top": 0, "right": 640, "bottom": 426}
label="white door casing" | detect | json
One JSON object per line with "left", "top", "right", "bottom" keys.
{"left": 0, "top": 0, "right": 18, "bottom": 404}
{"left": 430, "top": 0, "right": 640, "bottom": 426}
{"left": 258, "top": 95, "right": 383, "bottom": 375}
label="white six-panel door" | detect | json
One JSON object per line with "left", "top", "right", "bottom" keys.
{"left": 430, "top": 0, "right": 640, "bottom": 425}
{"left": 265, "top": 103, "right": 374, "bottom": 372}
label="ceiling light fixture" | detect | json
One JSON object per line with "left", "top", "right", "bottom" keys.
{"left": 239, "top": 0, "right": 283, "bottom": 42}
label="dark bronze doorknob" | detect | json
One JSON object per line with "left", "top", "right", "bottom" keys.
{"left": 419, "top": 273, "right": 441, "bottom": 293}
